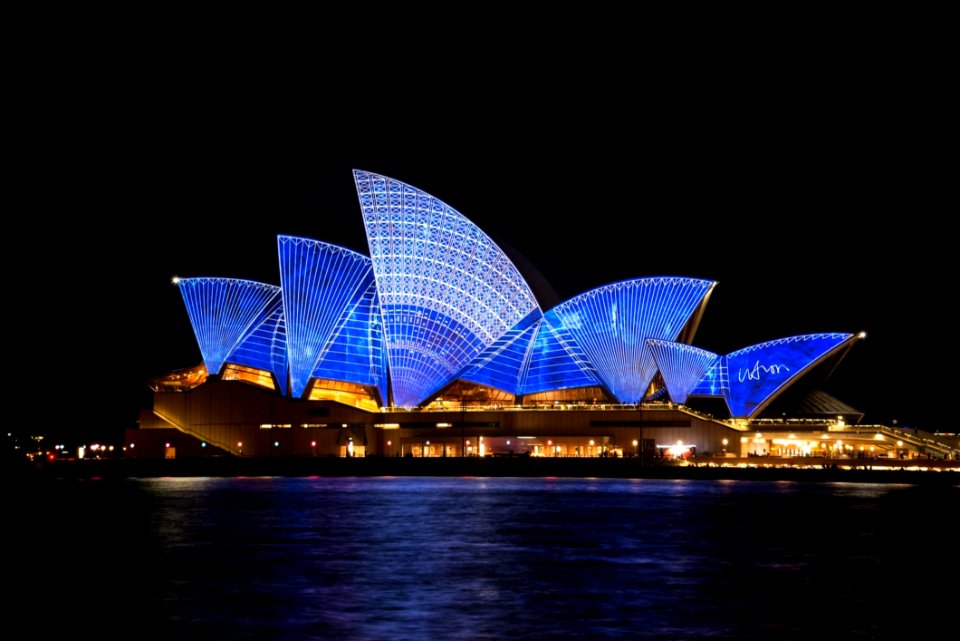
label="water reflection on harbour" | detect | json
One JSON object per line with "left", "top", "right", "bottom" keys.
{"left": 13, "top": 477, "right": 959, "bottom": 640}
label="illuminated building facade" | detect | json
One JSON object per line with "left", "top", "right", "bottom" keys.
{"left": 140, "top": 171, "right": 867, "bottom": 459}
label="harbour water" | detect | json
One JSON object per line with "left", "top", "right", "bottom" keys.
{"left": 10, "top": 477, "right": 959, "bottom": 639}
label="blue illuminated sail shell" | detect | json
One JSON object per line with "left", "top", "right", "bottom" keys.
{"left": 458, "top": 310, "right": 542, "bottom": 396}
{"left": 178, "top": 278, "right": 281, "bottom": 377}
{"left": 548, "top": 278, "right": 716, "bottom": 403}
{"left": 278, "top": 236, "right": 379, "bottom": 399}
{"left": 724, "top": 333, "right": 854, "bottom": 417}
{"left": 355, "top": 170, "right": 540, "bottom": 407}
{"left": 309, "top": 276, "right": 389, "bottom": 405}
{"left": 689, "top": 357, "right": 730, "bottom": 399}
{"left": 521, "top": 313, "right": 602, "bottom": 395}
{"left": 228, "top": 293, "right": 289, "bottom": 396}
{"left": 647, "top": 340, "right": 719, "bottom": 404}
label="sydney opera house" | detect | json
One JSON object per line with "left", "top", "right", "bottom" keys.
{"left": 134, "top": 170, "right": 869, "bottom": 460}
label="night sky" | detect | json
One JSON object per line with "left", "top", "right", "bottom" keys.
{"left": 19, "top": 95, "right": 947, "bottom": 443}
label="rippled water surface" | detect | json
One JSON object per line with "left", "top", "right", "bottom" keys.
{"left": 12, "top": 477, "right": 959, "bottom": 639}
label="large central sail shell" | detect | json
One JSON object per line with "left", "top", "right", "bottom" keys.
{"left": 354, "top": 170, "right": 539, "bottom": 407}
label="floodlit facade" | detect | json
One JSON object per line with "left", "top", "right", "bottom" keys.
{"left": 143, "top": 170, "right": 866, "bottom": 459}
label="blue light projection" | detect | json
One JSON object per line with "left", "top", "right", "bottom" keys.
{"left": 172, "top": 173, "right": 859, "bottom": 416}
{"left": 309, "top": 276, "right": 389, "bottom": 405}
{"left": 547, "top": 278, "right": 716, "bottom": 403}
{"left": 647, "top": 339, "right": 719, "bottom": 404}
{"left": 521, "top": 315, "right": 601, "bottom": 395}
{"left": 278, "top": 236, "right": 378, "bottom": 399}
{"left": 724, "top": 333, "right": 854, "bottom": 417}
{"left": 178, "top": 278, "right": 281, "bottom": 377}
{"left": 458, "top": 310, "right": 541, "bottom": 396}
{"left": 354, "top": 170, "right": 540, "bottom": 406}
{"left": 227, "top": 293, "right": 289, "bottom": 396}
{"left": 689, "top": 358, "right": 730, "bottom": 399}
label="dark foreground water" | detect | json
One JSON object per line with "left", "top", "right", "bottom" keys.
{"left": 9, "top": 477, "right": 959, "bottom": 640}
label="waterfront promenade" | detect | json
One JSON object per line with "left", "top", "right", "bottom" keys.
{"left": 11, "top": 455, "right": 960, "bottom": 484}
